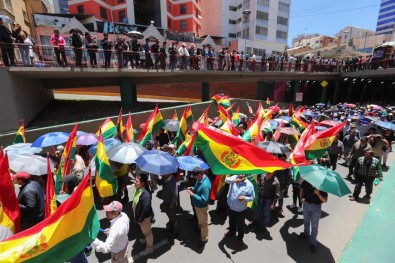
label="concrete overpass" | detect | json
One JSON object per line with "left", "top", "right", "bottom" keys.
{"left": 2, "top": 67, "right": 395, "bottom": 133}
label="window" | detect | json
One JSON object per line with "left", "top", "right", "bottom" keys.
{"left": 229, "top": 19, "right": 237, "bottom": 25}
{"left": 4, "top": 0, "right": 12, "bottom": 11}
{"left": 180, "top": 4, "right": 187, "bottom": 14}
{"left": 256, "top": 26, "right": 268, "bottom": 36}
{"left": 23, "top": 11, "right": 28, "bottom": 22}
{"left": 167, "top": 2, "right": 171, "bottom": 12}
{"left": 276, "top": 30, "right": 287, "bottom": 39}
{"left": 237, "top": 31, "right": 241, "bottom": 37}
{"left": 278, "top": 2, "right": 289, "bottom": 12}
{"left": 243, "top": 28, "right": 249, "bottom": 38}
{"left": 118, "top": 10, "right": 126, "bottom": 22}
{"left": 229, "top": 33, "right": 236, "bottom": 38}
{"left": 237, "top": 17, "right": 242, "bottom": 23}
{"left": 277, "top": 16, "right": 288, "bottom": 25}
{"left": 229, "top": 6, "right": 237, "bottom": 11}
{"left": 253, "top": 48, "right": 265, "bottom": 56}
{"left": 77, "top": 5, "right": 84, "bottom": 14}
{"left": 243, "top": 0, "right": 250, "bottom": 10}
{"left": 196, "top": 7, "right": 199, "bottom": 17}
{"left": 238, "top": 4, "right": 242, "bottom": 9}
{"left": 168, "top": 18, "right": 172, "bottom": 29}
{"left": 257, "top": 11, "right": 269, "bottom": 21}
{"left": 180, "top": 20, "right": 187, "bottom": 30}
{"left": 100, "top": 7, "right": 107, "bottom": 19}
{"left": 118, "top": 0, "right": 124, "bottom": 3}
{"left": 258, "top": 0, "right": 269, "bottom": 7}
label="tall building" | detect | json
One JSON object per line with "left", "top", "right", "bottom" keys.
{"left": 376, "top": 0, "right": 395, "bottom": 35}
{"left": 201, "top": 0, "right": 290, "bottom": 55}
{"left": 166, "top": 0, "right": 202, "bottom": 36}
{"left": 0, "top": 0, "right": 31, "bottom": 34}
{"left": 53, "top": 0, "right": 70, "bottom": 14}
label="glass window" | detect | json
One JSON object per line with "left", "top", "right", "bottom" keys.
{"left": 168, "top": 18, "right": 172, "bottom": 29}
{"left": 243, "top": 28, "right": 249, "bottom": 38}
{"left": 237, "top": 31, "right": 241, "bottom": 37}
{"left": 277, "top": 16, "right": 288, "bottom": 25}
{"left": 243, "top": 0, "right": 250, "bottom": 9}
{"left": 196, "top": 7, "right": 199, "bottom": 17}
{"left": 278, "top": 2, "right": 289, "bottom": 12}
{"left": 118, "top": 0, "right": 124, "bottom": 3}
{"left": 180, "top": 4, "right": 187, "bottom": 14}
{"left": 237, "top": 17, "right": 242, "bottom": 23}
{"left": 229, "top": 6, "right": 237, "bottom": 11}
{"left": 276, "top": 30, "right": 287, "bottom": 39}
{"left": 257, "top": 0, "right": 269, "bottom": 7}
{"left": 253, "top": 48, "right": 265, "bottom": 56}
{"left": 256, "top": 26, "right": 268, "bottom": 36}
{"left": 77, "top": 5, "right": 84, "bottom": 14}
{"left": 229, "top": 20, "right": 237, "bottom": 24}
{"left": 180, "top": 20, "right": 187, "bottom": 30}
{"left": 229, "top": 33, "right": 236, "bottom": 38}
{"left": 257, "top": 11, "right": 269, "bottom": 21}
{"left": 238, "top": 4, "right": 242, "bottom": 9}
{"left": 4, "top": 0, "right": 12, "bottom": 11}
{"left": 100, "top": 7, "right": 107, "bottom": 19}
{"left": 119, "top": 10, "right": 126, "bottom": 22}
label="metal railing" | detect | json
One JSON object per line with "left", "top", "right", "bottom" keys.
{"left": 1, "top": 44, "right": 394, "bottom": 73}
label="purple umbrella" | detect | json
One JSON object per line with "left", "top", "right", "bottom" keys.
{"left": 76, "top": 133, "right": 98, "bottom": 145}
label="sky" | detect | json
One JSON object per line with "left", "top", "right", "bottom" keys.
{"left": 288, "top": 0, "right": 381, "bottom": 45}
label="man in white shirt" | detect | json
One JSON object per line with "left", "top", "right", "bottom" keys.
{"left": 178, "top": 43, "right": 190, "bottom": 70}
{"left": 93, "top": 201, "right": 130, "bottom": 263}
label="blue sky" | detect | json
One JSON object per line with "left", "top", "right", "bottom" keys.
{"left": 288, "top": 0, "right": 381, "bottom": 45}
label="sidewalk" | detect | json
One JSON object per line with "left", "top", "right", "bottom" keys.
{"left": 338, "top": 160, "right": 395, "bottom": 263}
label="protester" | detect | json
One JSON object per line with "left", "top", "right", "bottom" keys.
{"left": 0, "top": 17, "right": 16, "bottom": 66}
{"left": 84, "top": 32, "right": 98, "bottom": 67}
{"left": 12, "top": 23, "right": 30, "bottom": 66}
{"left": 70, "top": 29, "right": 84, "bottom": 67}
{"left": 187, "top": 167, "right": 211, "bottom": 247}
{"left": 328, "top": 134, "right": 344, "bottom": 170}
{"left": 224, "top": 174, "right": 255, "bottom": 245}
{"left": 50, "top": 29, "right": 67, "bottom": 67}
{"left": 273, "top": 156, "right": 292, "bottom": 217}
{"left": 299, "top": 179, "right": 328, "bottom": 253}
{"left": 12, "top": 171, "right": 45, "bottom": 230}
{"left": 346, "top": 136, "right": 372, "bottom": 179}
{"left": 100, "top": 33, "right": 112, "bottom": 68}
{"left": 93, "top": 201, "right": 130, "bottom": 263}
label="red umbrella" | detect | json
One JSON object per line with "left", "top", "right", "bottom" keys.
{"left": 277, "top": 127, "right": 300, "bottom": 136}
{"left": 319, "top": 120, "right": 340, "bottom": 127}
{"left": 344, "top": 103, "right": 356, "bottom": 108}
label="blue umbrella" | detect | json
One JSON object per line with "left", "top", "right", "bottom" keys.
{"left": 315, "top": 126, "right": 328, "bottom": 132}
{"left": 278, "top": 116, "right": 292, "bottom": 122}
{"left": 269, "top": 119, "right": 279, "bottom": 129}
{"left": 374, "top": 121, "right": 395, "bottom": 131}
{"left": 31, "top": 132, "right": 70, "bottom": 147}
{"left": 176, "top": 156, "right": 209, "bottom": 171}
{"left": 135, "top": 149, "right": 179, "bottom": 175}
{"left": 4, "top": 143, "right": 42, "bottom": 154}
{"left": 88, "top": 138, "right": 121, "bottom": 154}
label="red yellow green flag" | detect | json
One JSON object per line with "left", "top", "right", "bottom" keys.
{"left": 0, "top": 151, "right": 20, "bottom": 234}
{"left": 220, "top": 117, "right": 240, "bottom": 136}
{"left": 13, "top": 120, "right": 26, "bottom": 144}
{"left": 55, "top": 125, "right": 78, "bottom": 194}
{"left": 304, "top": 122, "right": 346, "bottom": 160}
{"left": 124, "top": 113, "right": 135, "bottom": 143}
{"left": 211, "top": 94, "right": 231, "bottom": 107}
{"left": 196, "top": 105, "right": 210, "bottom": 125}
{"left": 116, "top": 108, "right": 125, "bottom": 142}
{"left": 96, "top": 117, "right": 117, "bottom": 139}
{"left": 255, "top": 102, "right": 265, "bottom": 120}
{"left": 195, "top": 123, "right": 292, "bottom": 174}
{"left": 45, "top": 154, "right": 57, "bottom": 219}
{"left": 176, "top": 132, "right": 197, "bottom": 156}
{"left": 289, "top": 103, "right": 294, "bottom": 117}
{"left": 0, "top": 174, "right": 99, "bottom": 262}
{"left": 289, "top": 122, "right": 317, "bottom": 165}
{"left": 210, "top": 175, "right": 229, "bottom": 200}
{"left": 95, "top": 131, "right": 118, "bottom": 198}
{"left": 266, "top": 97, "right": 271, "bottom": 106}
{"left": 218, "top": 104, "right": 232, "bottom": 124}
{"left": 185, "top": 105, "right": 193, "bottom": 123}
{"left": 242, "top": 115, "right": 263, "bottom": 142}
{"left": 290, "top": 106, "right": 309, "bottom": 132}
{"left": 171, "top": 111, "right": 178, "bottom": 121}
{"left": 232, "top": 107, "right": 240, "bottom": 126}
{"left": 246, "top": 174, "right": 259, "bottom": 210}
{"left": 175, "top": 106, "right": 192, "bottom": 143}
{"left": 139, "top": 105, "right": 165, "bottom": 146}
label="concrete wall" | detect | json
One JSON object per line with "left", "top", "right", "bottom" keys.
{"left": 0, "top": 68, "right": 54, "bottom": 133}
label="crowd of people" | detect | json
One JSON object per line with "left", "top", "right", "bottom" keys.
{"left": 3, "top": 101, "right": 394, "bottom": 262}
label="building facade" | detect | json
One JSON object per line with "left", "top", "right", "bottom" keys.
{"left": 201, "top": 0, "right": 290, "bottom": 55}
{"left": 376, "top": 0, "right": 395, "bottom": 35}
{"left": 0, "top": 0, "right": 30, "bottom": 33}
{"left": 53, "top": 0, "right": 70, "bottom": 14}
{"left": 166, "top": 0, "right": 202, "bottom": 36}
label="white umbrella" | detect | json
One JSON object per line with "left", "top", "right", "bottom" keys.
{"left": 4, "top": 143, "right": 42, "bottom": 154}
{"left": 8, "top": 153, "right": 55, "bottom": 175}
{"left": 0, "top": 15, "right": 14, "bottom": 24}
{"left": 163, "top": 120, "right": 180, "bottom": 132}
{"left": 127, "top": 31, "right": 144, "bottom": 39}
{"left": 107, "top": 142, "right": 147, "bottom": 164}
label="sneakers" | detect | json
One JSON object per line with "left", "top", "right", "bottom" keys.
{"left": 299, "top": 232, "right": 309, "bottom": 239}
{"left": 278, "top": 209, "right": 284, "bottom": 217}
{"left": 297, "top": 207, "right": 303, "bottom": 213}
{"left": 138, "top": 248, "right": 153, "bottom": 256}
{"left": 290, "top": 203, "right": 297, "bottom": 209}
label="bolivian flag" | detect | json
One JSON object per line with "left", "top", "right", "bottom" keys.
{"left": 290, "top": 106, "right": 309, "bottom": 133}
{"left": 176, "top": 132, "right": 196, "bottom": 156}
{"left": 0, "top": 175, "right": 99, "bottom": 262}
{"left": 232, "top": 107, "right": 240, "bottom": 126}
{"left": 304, "top": 122, "right": 346, "bottom": 160}
{"left": 195, "top": 124, "right": 292, "bottom": 174}
{"left": 13, "top": 121, "right": 26, "bottom": 144}
{"left": 211, "top": 94, "right": 231, "bottom": 107}
{"left": 124, "top": 113, "right": 135, "bottom": 143}
{"left": 45, "top": 154, "right": 57, "bottom": 218}
{"left": 210, "top": 175, "right": 229, "bottom": 200}
{"left": 242, "top": 115, "right": 262, "bottom": 142}
{"left": 175, "top": 106, "right": 193, "bottom": 143}
{"left": 290, "top": 122, "right": 317, "bottom": 165}
{"left": 95, "top": 131, "right": 118, "bottom": 198}
{"left": 139, "top": 105, "right": 165, "bottom": 146}
{"left": 96, "top": 117, "right": 117, "bottom": 139}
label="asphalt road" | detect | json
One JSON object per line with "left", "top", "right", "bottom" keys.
{"left": 89, "top": 154, "right": 394, "bottom": 263}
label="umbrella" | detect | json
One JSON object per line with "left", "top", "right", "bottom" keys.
{"left": 269, "top": 106, "right": 281, "bottom": 112}
{"left": 135, "top": 149, "right": 179, "bottom": 175}
{"left": 4, "top": 143, "right": 42, "bottom": 154}
{"left": 343, "top": 103, "right": 356, "bottom": 108}
{"left": 176, "top": 156, "right": 209, "bottom": 171}
{"left": 367, "top": 104, "right": 382, "bottom": 110}
{"left": 298, "top": 164, "right": 352, "bottom": 197}
{"left": 363, "top": 115, "right": 379, "bottom": 122}
{"left": 31, "top": 132, "right": 70, "bottom": 147}
{"left": 77, "top": 133, "right": 98, "bottom": 146}
{"left": 127, "top": 31, "right": 144, "bottom": 39}
{"left": 278, "top": 116, "right": 292, "bottom": 122}
{"left": 107, "top": 142, "right": 147, "bottom": 164}
{"left": 315, "top": 126, "right": 328, "bottom": 132}
{"left": 277, "top": 127, "right": 300, "bottom": 136}
{"left": 374, "top": 121, "right": 395, "bottom": 131}
{"left": 88, "top": 138, "right": 122, "bottom": 154}
{"left": 8, "top": 153, "right": 55, "bottom": 175}
{"left": 163, "top": 120, "right": 180, "bottom": 132}
{"left": 315, "top": 114, "right": 331, "bottom": 122}
{"left": 319, "top": 120, "right": 339, "bottom": 127}
{"left": 239, "top": 113, "right": 248, "bottom": 119}
{"left": 301, "top": 110, "right": 314, "bottom": 116}
{"left": 0, "top": 15, "right": 14, "bottom": 24}
{"left": 269, "top": 119, "right": 279, "bottom": 129}
{"left": 315, "top": 103, "right": 325, "bottom": 107}
{"left": 273, "top": 118, "right": 289, "bottom": 124}
{"left": 256, "top": 141, "right": 290, "bottom": 154}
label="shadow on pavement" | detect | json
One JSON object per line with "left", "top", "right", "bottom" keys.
{"left": 209, "top": 210, "right": 228, "bottom": 225}
{"left": 280, "top": 215, "right": 335, "bottom": 263}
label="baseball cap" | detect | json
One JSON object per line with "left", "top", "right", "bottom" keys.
{"left": 11, "top": 171, "right": 30, "bottom": 180}
{"left": 57, "top": 145, "right": 64, "bottom": 151}
{"left": 103, "top": 201, "right": 123, "bottom": 212}
{"left": 192, "top": 167, "right": 203, "bottom": 176}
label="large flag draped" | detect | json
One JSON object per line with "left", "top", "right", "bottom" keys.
{"left": 13, "top": 121, "right": 26, "bottom": 144}
{"left": 139, "top": 105, "right": 165, "bottom": 146}
{"left": 0, "top": 151, "right": 20, "bottom": 234}
{"left": 55, "top": 125, "right": 78, "bottom": 194}
{"left": 194, "top": 124, "right": 292, "bottom": 174}
{"left": 210, "top": 175, "right": 229, "bottom": 200}
{"left": 290, "top": 122, "right": 317, "bottom": 165}
{"left": 96, "top": 117, "right": 117, "bottom": 139}
{"left": 211, "top": 94, "right": 231, "bottom": 107}
{"left": 124, "top": 113, "right": 135, "bottom": 143}
{"left": 304, "top": 122, "right": 346, "bottom": 160}
{"left": 45, "top": 154, "right": 57, "bottom": 218}
{"left": 95, "top": 131, "right": 118, "bottom": 198}
{"left": 0, "top": 174, "right": 99, "bottom": 263}
{"left": 116, "top": 108, "right": 125, "bottom": 142}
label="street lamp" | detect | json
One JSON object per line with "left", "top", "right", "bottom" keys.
{"left": 242, "top": 10, "right": 251, "bottom": 53}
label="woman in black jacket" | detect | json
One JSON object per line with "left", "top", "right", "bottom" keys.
{"left": 132, "top": 172, "right": 154, "bottom": 256}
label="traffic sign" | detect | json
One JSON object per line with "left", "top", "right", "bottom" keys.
{"left": 295, "top": 92, "right": 303, "bottom": 102}
{"left": 321, "top": 80, "right": 328, "bottom": 87}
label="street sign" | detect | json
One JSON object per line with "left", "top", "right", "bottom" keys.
{"left": 295, "top": 92, "right": 303, "bottom": 102}
{"left": 321, "top": 80, "right": 328, "bottom": 87}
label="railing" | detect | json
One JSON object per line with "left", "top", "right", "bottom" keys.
{"left": 1, "top": 44, "right": 394, "bottom": 73}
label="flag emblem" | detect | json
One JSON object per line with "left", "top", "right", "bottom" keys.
{"left": 221, "top": 151, "right": 241, "bottom": 169}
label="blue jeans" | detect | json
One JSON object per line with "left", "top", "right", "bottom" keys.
{"left": 254, "top": 197, "right": 272, "bottom": 229}
{"left": 303, "top": 203, "right": 322, "bottom": 246}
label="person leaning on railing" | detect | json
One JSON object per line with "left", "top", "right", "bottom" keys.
{"left": 50, "top": 29, "right": 67, "bottom": 67}
{"left": 100, "top": 33, "right": 112, "bottom": 68}
{"left": 70, "top": 29, "right": 84, "bottom": 67}
{"left": 0, "top": 17, "right": 16, "bottom": 67}
{"left": 84, "top": 32, "right": 98, "bottom": 67}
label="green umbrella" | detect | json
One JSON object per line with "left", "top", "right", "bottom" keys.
{"left": 298, "top": 164, "right": 351, "bottom": 197}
